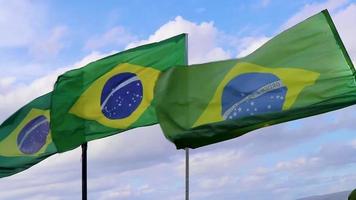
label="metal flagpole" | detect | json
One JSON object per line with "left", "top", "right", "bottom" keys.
{"left": 184, "top": 33, "right": 190, "bottom": 200}
{"left": 82, "top": 142, "right": 88, "bottom": 200}
{"left": 185, "top": 147, "right": 189, "bottom": 200}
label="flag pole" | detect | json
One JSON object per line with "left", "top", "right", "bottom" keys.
{"left": 185, "top": 147, "right": 189, "bottom": 200}
{"left": 82, "top": 142, "right": 88, "bottom": 200}
{"left": 184, "top": 33, "right": 190, "bottom": 200}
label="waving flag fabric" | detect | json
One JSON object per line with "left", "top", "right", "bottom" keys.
{"left": 155, "top": 10, "right": 356, "bottom": 149}
{"left": 0, "top": 93, "right": 57, "bottom": 177}
{"left": 51, "top": 34, "right": 187, "bottom": 152}
{"left": 349, "top": 189, "right": 356, "bottom": 200}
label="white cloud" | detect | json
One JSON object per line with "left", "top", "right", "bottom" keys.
{"left": 95, "top": 184, "right": 155, "bottom": 200}
{"left": 72, "top": 51, "right": 115, "bottom": 67}
{"left": 85, "top": 26, "right": 137, "bottom": 50}
{"left": 0, "top": 62, "right": 55, "bottom": 83}
{"left": 0, "top": 77, "right": 16, "bottom": 88}
{"left": 126, "top": 16, "right": 231, "bottom": 64}
{"left": 0, "top": 1, "right": 68, "bottom": 59}
{"left": 236, "top": 36, "right": 270, "bottom": 57}
{"left": 198, "top": 176, "right": 233, "bottom": 190}
{"left": 29, "top": 26, "right": 68, "bottom": 59}
{"left": 352, "top": 140, "right": 356, "bottom": 148}
{"left": 0, "top": 0, "right": 46, "bottom": 48}
{"left": 264, "top": 142, "right": 356, "bottom": 176}
{"left": 276, "top": 157, "right": 320, "bottom": 172}
{"left": 182, "top": 150, "right": 243, "bottom": 176}
{"left": 0, "top": 68, "right": 64, "bottom": 122}
{"left": 281, "top": 0, "right": 348, "bottom": 30}
{"left": 333, "top": 3, "right": 356, "bottom": 61}
{"left": 98, "top": 185, "right": 133, "bottom": 200}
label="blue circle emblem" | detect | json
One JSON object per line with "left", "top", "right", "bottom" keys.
{"left": 101, "top": 72, "right": 143, "bottom": 119}
{"left": 17, "top": 115, "right": 50, "bottom": 154}
{"left": 221, "top": 73, "right": 287, "bottom": 120}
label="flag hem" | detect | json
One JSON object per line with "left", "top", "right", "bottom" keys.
{"left": 322, "top": 9, "right": 355, "bottom": 74}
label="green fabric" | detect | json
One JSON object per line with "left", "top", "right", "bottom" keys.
{"left": 51, "top": 34, "right": 187, "bottom": 152}
{"left": 155, "top": 10, "right": 356, "bottom": 149}
{"left": 0, "top": 93, "right": 57, "bottom": 178}
{"left": 349, "top": 189, "right": 356, "bottom": 200}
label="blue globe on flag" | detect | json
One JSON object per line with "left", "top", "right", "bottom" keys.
{"left": 221, "top": 72, "right": 287, "bottom": 120}
{"left": 17, "top": 115, "right": 50, "bottom": 154}
{"left": 101, "top": 72, "right": 143, "bottom": 119}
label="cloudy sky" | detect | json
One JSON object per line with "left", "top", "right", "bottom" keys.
{"left": 0, "top": 0, "right": 356, "bottom": 199}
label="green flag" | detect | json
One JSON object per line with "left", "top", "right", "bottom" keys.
{"left": 51, "top": 34, "right": 187, "bottom": 152}
{"left": 155, "top": 10, "right": 356, "bottom": 149}
{"left": 349, "top": 189, "right": 356, "bottom": 200}
{"left": 0, "top": 93, "right": 57, "bottom": 177}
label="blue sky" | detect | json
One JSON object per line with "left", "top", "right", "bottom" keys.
{"left": 0, "top": 0, "right": 356, "bottom": 199}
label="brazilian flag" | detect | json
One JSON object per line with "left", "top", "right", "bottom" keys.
{"left": 51, "top": 34, "right": 187, "bottom": 152}
{"left": 0, "top": 93, "right": 57, "bottom": 177}
{"left": 155, "top": 10, "right": 356, "bottom": 149}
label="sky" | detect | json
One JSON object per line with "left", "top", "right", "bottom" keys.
{"left": 0, "top": 0, "right": 356, "bottom": 199}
